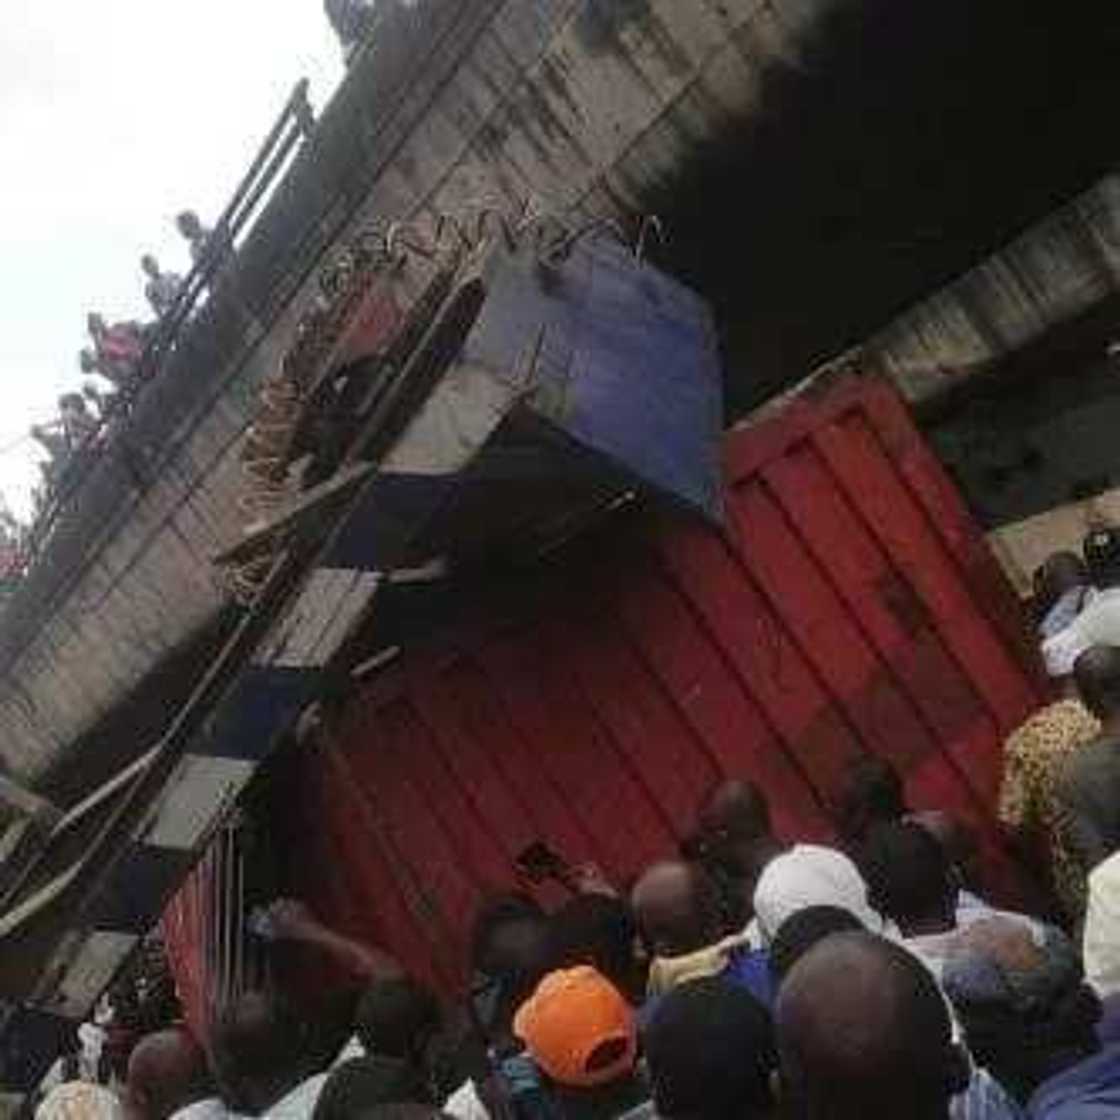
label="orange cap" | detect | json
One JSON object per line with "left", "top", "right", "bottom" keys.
{"left": 513, "top": 966, "right": 637, "bottom": 1088}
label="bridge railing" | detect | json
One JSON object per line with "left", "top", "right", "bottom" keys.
{"left": 25, "top": 80, "right": 317, "bottom": 563}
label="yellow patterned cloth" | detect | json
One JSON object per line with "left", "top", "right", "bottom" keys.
{"left": 998, "top": 699, "right": 1101, "bottom": 916}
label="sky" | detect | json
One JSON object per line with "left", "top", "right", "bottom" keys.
{"left": 0, "top": 2, "right": 344, "bottom": 520}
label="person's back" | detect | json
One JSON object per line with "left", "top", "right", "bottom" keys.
{"left": 1058, "top": 646, "right": 1120, "bottom": 874}
{"left": 311, "top": 1057, "right": 429, "bottom": 1120}
{"left": 548, "top": 895, "right": 642, "bottom": 1005}
{"left": 999, "top": 695, "right": 1101, "bottom": 917}
{"left": 1028, "top": 1044, "right": 1120, "bottom": 1118}
{"left": 210, "top": 991, "right": 318, "bottom": 1118}
{"left": 776, "top": 932, "right": 969, "bottom": 1120}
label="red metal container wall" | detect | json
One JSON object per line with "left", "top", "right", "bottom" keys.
{"left": 180, "top": 377, "right": 1046, "bottom": 997}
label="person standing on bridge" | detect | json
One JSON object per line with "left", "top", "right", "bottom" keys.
{"left": 141, "top": 255, "right": 183, "bottom": 320}
{"left": 176, "top": 211, "right": 232, "bottom": 276}
{"left": 324, "top": 0, "right": 380, "bottom": 63}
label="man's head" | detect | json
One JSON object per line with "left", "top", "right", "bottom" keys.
{"left": 858, "top": 822, "right": 955, "bottom": 935}
{"left": 140, "top": 255, "right": 159, "bottom": 278}
{"left": 631, "top": 861, "right": 723, "bottom": 959}
{"left": 645, "top": 977, "right": 776, "bottom": 1120}
{"left": 176, "top": 211, "right": 203, "bottom": 239}
{"left": 768, "top": 906, "right": 863, "bottom": 986}
{"left": 311, "top": 1057, "right": 430, "bottom": 1120}
{"left": 697, "top": 780, "right": 773, "bottom": 876}
{"left": 209, "top": 991, "right": 309, "bottom": 1114}
{"left": 777, "top": 932, "right": 968, "bottom": 1120}
{"left": 354, "top": 978, "right": 440, "bottom": 1062}
{"left": 1035, "top": 551, "right": 1089, "bottom": 611}
{"left": 1084, "top": 527, "right": 1120, "bottom": 590}
{"left": 548, "top": 894, "right": 639, "bottom": 1000}
{"left": 834, "top": 756, "right": 906, "bottom": 849}
{"left": 87, "top": 313, "right": 106, "bottom": 338}
{"left": 907, "top": 810, "right": 978, "bottom": 877}
{"left": 124, "top": 1028, "right": 211, "bottom": 1120}
{"left": 469, "top": 894, "right": 554, "bottom": 1042}
{"left": 942, "top": 921, "right": 1100, "bottom": 1100}
{"left": 1075, "top": 645, "right": 1120, "bottom": 721}
{"left": 59, "top": 393, "right": 86, "bottom": 414}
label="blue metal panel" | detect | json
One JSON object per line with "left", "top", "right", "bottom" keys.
{"left": 464, "top": 236, "right": 724, "bottom": 520}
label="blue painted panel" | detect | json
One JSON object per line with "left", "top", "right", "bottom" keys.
{"left": 201, "top": 666, "right": 319, "bottom": 762}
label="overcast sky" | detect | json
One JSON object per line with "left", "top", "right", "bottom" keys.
{"left": 0, "top": 2, "right": 343, "bottom": 520}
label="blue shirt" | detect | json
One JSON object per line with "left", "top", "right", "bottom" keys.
{"left": 1028, "top": 1047, "right": 1120, "bottom": 1118}
{"left": 952, "top": 1068, "right": 1024, "bottom": 1120}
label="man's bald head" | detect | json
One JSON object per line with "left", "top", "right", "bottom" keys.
{"left": 1075, "top": 646, "right": 1120, "bottom": 721}
{"left": 126, "top": 1029, "right": 211, "bottom": 1120}
{"left": 631, "top": 861, "right": 723, "bottom": 958}
{"left": 776, "top": 933, "right": 966, "bottom": 1120}
{"left": 700, "top": 780, "right": 772, "bottom": 843}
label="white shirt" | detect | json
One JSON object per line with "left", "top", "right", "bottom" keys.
{"left": 752, "top": 844, "right": 885, "bottom": 946}
{"left": 262, "top": 1075, "right": 328, "bottom": 1120}
{"left": 170, "top": 1100, "right": 230, "bottom": 1120}
{"left": 1043, "top": 587, "right": 1120, "bottom": 676}
{"left": 444, "top": 1079, "right": 491, "bottom": 1120}
{"left": 1084, "top": 849, "right": 1120, "bottom": 998}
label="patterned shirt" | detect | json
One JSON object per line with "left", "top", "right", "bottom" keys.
{"left": 998, "top": 699, "right": 1101, "bottom": 917}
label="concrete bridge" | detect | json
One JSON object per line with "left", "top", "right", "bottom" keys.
{"left": 2, "top": 0, "right": 1120, "bottom": 792}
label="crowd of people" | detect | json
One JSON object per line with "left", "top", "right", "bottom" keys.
{"left": 30, "top": 530, "right": 1120, "bottom": 1119}
{"left": 33, "top": 510, "right": 1120, "bottom": 1120}
{"left": 20, "top": 212, "right": 228, "bottom": 533}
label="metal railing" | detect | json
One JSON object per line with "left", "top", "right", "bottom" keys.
{"left": 23, "top": 79, "right": 317, "bottom": 563}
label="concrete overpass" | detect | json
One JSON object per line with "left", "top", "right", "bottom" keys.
{"left": 2, "top": 0, "right": 1120, "bottom": 793}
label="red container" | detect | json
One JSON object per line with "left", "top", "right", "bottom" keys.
{"left": 165, "top": 376, "right": 1044, "bottom": 1008}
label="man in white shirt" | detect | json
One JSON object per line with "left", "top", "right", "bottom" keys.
{"left": 1043, "top": 528, "right": 1120, "bottom": 678}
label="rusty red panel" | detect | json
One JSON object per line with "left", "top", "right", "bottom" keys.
{"left": 161, "top": 851, "right": 214, "bottom": 1042}
{"left": 179, "top": 377, "right": 1044, "bottom": 997}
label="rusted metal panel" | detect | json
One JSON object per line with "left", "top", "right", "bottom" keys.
{"left": 246, "top": 377, "right": 1042, "bottom": 993}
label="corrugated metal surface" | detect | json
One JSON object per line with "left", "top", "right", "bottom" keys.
{"left": 167, "top": 377, "right": 1044, "bottom": 999}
